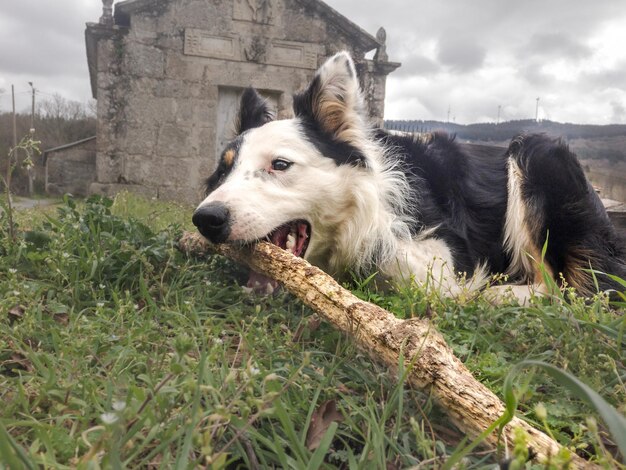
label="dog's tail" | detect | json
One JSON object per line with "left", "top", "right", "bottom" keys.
{"left": 504, "top": 134, "right": 626, "bottom": 297}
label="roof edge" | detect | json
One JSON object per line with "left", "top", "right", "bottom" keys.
{"left": 296, "top": 0, "right": 381, "bottom": 52}
{"left": 43, "top": 136, "right": 97, "bottom": 155}
{"left": 113, "top": 0, "right": 381, "bottom": 52}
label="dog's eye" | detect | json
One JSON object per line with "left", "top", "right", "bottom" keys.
{"left": 271, "top": 158, "right": 293, "bottom": 171}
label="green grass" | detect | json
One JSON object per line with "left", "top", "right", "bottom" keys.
{"left": 1, "top": 193, "right": 625, "bottom": 468}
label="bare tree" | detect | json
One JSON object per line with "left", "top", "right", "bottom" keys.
{"left": 38, "top": 93, "right": 89, "bottom": 121}
{"left": 36, "top": 94, "right": 96, "bottom": 149}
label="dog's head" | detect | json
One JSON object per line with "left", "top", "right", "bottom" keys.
{"left": 193, "top": 51, "right": 376, "bottom": 273}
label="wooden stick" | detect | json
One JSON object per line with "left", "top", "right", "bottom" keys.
{"left": 179, "top": 231, "right": 594, "bottom": 468}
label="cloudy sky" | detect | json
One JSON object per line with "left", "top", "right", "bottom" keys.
{"left": 1, "top": 0, "right": 625, "bottom": 124}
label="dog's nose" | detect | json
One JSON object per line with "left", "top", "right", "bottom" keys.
{"left": 192, "top": 202, "right": 231, "bottom": 243}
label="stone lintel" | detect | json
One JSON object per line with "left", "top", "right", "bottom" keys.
{"left": 184, "top": 30, "right": 241, "bottom": 61}
{"left": 183, "top": 28, "right": 322, "bottom": 70}
{"left": 269, "top": 40, "right": 320, "bottom": 69}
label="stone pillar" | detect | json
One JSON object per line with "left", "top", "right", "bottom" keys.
{"left": 359, "top": 27, "right": 400, "bottom": 127}
{"left": 374, "top": 27, "right": 388, "bottom": 62}
{"left": 99, "top": 0, "right": 114, "bottom": 26}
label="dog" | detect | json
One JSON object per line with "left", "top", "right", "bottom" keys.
{"left": 193, "top": 51, "right": 626, "bottom": 301}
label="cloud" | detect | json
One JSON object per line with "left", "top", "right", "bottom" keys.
{"left": 393, "top": 54, "right": 441, "bottom": 77}
{"left": 325, "top": 0, "right": 626, "bottom": 123}
{"left": 611, "top": 100, "right": 626, "bottom": 123}
{"left": 524, "top": 32, "right": 592, "bottom": 60}
{"left": 0, "top": 0, "right": 100, "bottom": 109}
{"left": 516, "top": 60, "right": 553, "bottom": 87}
{"left": 436, "top": 35, "right": 487, "bottom": 73}
{"left": 1, "top": 0, "right": 625, "bottom": 124}
{"left": 581, "top": 61, "right": 626, "bottom": 91}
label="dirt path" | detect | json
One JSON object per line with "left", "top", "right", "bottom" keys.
{"left": 1, "top": 197, "right": 59, "bottom": 212}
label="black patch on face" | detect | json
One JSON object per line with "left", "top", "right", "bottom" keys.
{"left": 205, "top": 137, "right": 243, "bottom": 194}
{"left": 298, "top": 117, "right": 367, "bottom": 167}
{"left": 293, "top": 75, "right": 367, "bottom": 167}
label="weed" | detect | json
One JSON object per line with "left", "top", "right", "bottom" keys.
{"left": 1, "top": 133, "right": 41, "bottom": 242}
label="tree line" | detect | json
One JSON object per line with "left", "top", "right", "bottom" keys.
{"left": 385, "top": 119, "right": 626, "bottom": 163}
{"left": 385, "top": 119, "right": 626, "bottom": 141}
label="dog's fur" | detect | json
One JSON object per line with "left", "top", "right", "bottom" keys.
{"left": 193, "top": 51, "right": 626, "bottom": 300}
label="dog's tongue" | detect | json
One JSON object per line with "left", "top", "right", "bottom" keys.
{"left": 246, "top": 270, "right": 278, "bottom": 295}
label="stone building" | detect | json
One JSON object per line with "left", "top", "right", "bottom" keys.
{"left": 85, "top": 0, "right": 400, "bottom": 203}
{"left": 43, "top": 136, "right": 97, "bottom": 196}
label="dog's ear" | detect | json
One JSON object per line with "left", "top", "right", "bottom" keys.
{"left": 293, "top": 51, "right": 366, "bottom": 144}
{"left": 235, "top": 88, "right": 275, "bottom": 135}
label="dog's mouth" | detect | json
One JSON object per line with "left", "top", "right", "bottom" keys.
{"left": 246, "top": 220, "right": 311, "bottom": 294}
{"left": 265, "top": 219, "right": 311, "bottom": 257}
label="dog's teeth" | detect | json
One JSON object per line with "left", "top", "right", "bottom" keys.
{"left": 286, "top": 233, "right": 296, "bottom": 251}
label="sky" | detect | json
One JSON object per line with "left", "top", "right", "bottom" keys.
{"left": 0, "top": 0, "right": 625, "bottom": 124}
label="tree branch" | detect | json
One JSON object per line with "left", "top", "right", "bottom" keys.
{"left": 178, "top": 231, "right": 595, "bottom": 468}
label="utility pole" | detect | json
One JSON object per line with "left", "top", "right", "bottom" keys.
{"left": 8, "top": 84, "right": 17, "bottom": 203}
{"left": 535, "top": 97, "right": 540, "bottom": 122}
{"left": 28, "top": 81, "right": 35, "bottom": 132}
{"left": 497, "top": 105, "right": 501, "bottom": 125}
{"left": 27, "top": 82, "right": 35, "bottom": 195}
{"left": 447, "top": 105, "right": 451, "bottom": 123}
{"left": 11, "top": 84, "right": 17, "bottom": 149}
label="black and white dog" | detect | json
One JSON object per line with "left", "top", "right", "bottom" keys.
{"left": 193, "top": 51, "right": 626, "bottom": 301}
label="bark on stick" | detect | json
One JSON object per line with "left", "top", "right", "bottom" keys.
{"left": 179, "top": 231, "right": 594, "bottom": 468}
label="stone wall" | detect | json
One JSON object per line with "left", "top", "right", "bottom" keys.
{"left": 87, "top": 0, "right": 399, "bottom": 204}
{"left": 45, "top": 137, "right": 97, "bottom": 196}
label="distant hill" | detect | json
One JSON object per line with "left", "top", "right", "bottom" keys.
{"left": 384, "top": 119, "right": 626, "bottom": 163}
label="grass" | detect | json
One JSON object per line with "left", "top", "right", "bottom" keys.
{"left": 1, "top": 192, "right": 625, "bottom": 468}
